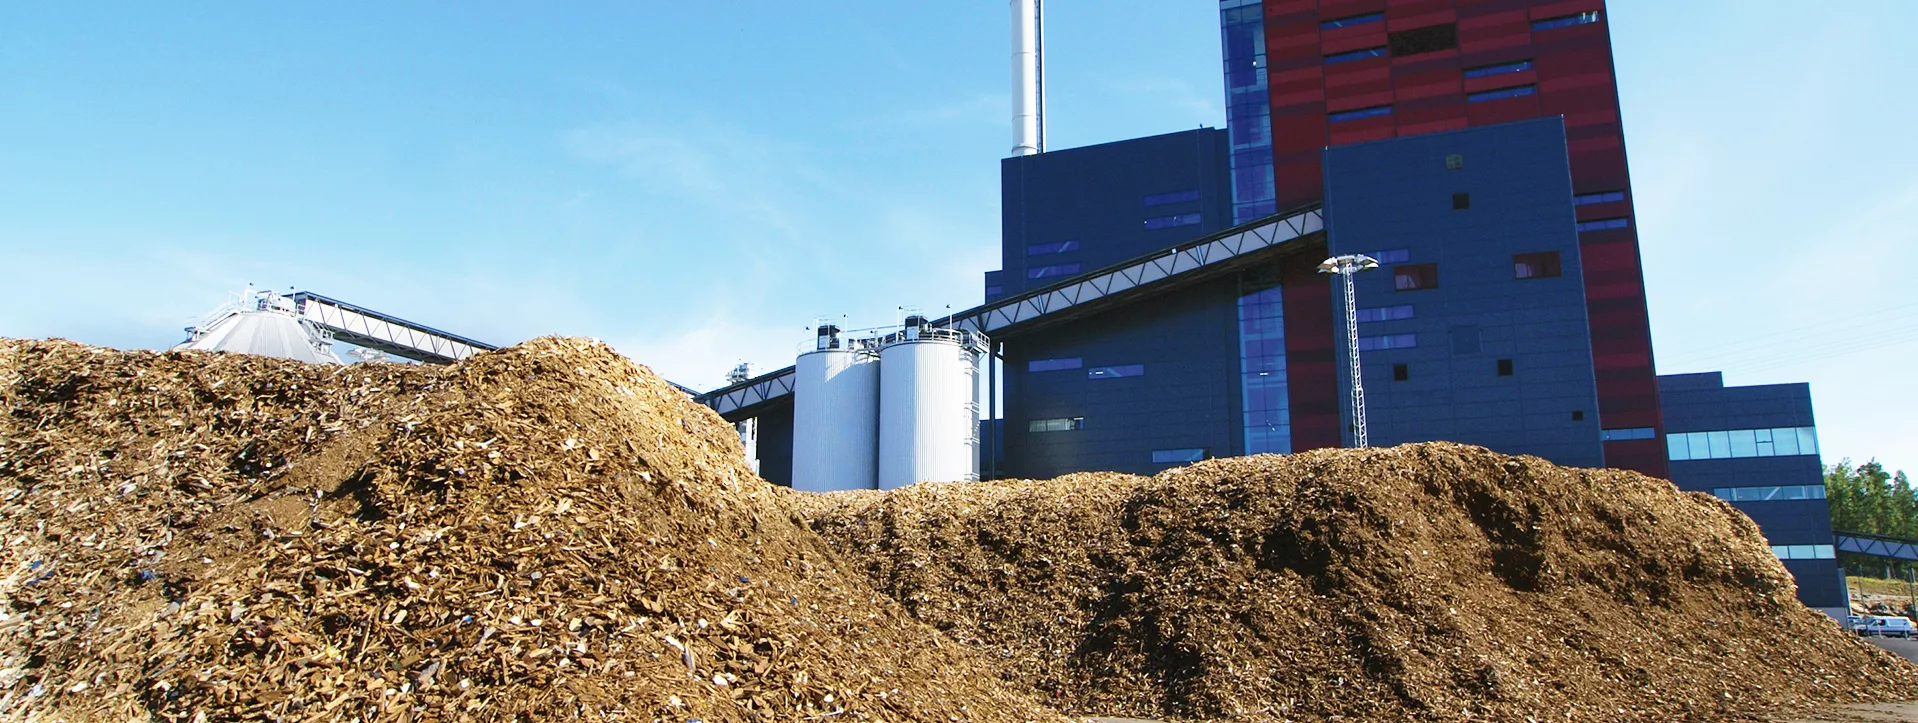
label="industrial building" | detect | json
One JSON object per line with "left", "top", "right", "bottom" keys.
{"left": 693, "top": 0, "right": 1845, "bottom": 615}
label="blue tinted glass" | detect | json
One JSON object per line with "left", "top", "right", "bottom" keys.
{"left": 1321, "top": 12, "right": 1383, "bottom": 29}
{"left": 1027, "top": 263, "right": 1081, "bottom": 279}
{"left": 1576, "top": 217, "right": 1630, "bottom": 232}
{"left": 1329, "top": 105, "right": 1392, "bottom": 123}
{"left": 1087, "top": 364, "right": 1145, "bottom": 379}
{"left": 1324, "top": 46, "right": 1388, "bottom": 64}
{"left": 1143, "top": 190, "right": 1202, "bottom": 207}
{"left": 1143, "top": 213, "right": 1202, "bottom": 229}
{"left": 1238, "top": 272, "right": 1289, "bottom": 454}
{"left": 1356, "top": 304, "right": 1413, "bottom": 323}
{"left": 1532, "top": 11, "right": 1600, "bottom": 31}
{"left": 1026, "top": 240, "right": 1080, "bottom": 256}
{"left": 1027, "top": 357, "right": 1082, "bottom": 372}
{"left": 1358, "top": 333, "right": 1416, "bottom": 352}
{"left": 1463, "top": 60, "right": 1532, "bottom": 79}
{"left": 1574, "top": 190, "right": 1626, "bottom": 206}
{"left": 1467, "top": 85, "right": 1536, "bottom": 103}
{"left": 1152, "top": 448, "right": 1207, "bottom": 464}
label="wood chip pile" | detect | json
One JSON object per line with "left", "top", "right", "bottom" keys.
{"left": 0, "top": 338, "right": 1061, "bottom": 722}
{"left": 797, "top": 448, "right": 1918, "bottom": 722}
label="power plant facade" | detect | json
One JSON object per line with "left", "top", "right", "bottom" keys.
{"left": 697, "top": 0, "right": 1847, "bottom": 616}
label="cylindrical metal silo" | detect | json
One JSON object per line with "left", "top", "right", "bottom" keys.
{"left": 791, "top": 333, "right": 880, "bottom": 492}
{"left": 878, "top": 331, "right": 981, "bottom": 490}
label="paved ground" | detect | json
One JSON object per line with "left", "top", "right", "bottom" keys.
{"left": 1866, "top": 636, "right": 1918, "bottom": 665}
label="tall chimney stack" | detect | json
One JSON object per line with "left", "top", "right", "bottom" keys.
{"left": 1010, "top": 0, "right": 1044, "bottom": 156}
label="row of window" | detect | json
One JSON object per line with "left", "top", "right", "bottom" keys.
{"left": 1330, "top": 105, "right": 1392, "bottom": 123}
{"left": 1577, "top": 217, "right": 1630, "bottom": 232}
{"left": 1533, "top": 11, "right": 1602, "bottom": 31}
{"left": 1357, "top": 333, "right": 1417, "bottom": 351}
{"left": 1361, "top": 249, "right": 1411, "bottom": 264}
{"left": 1574, "top": 190, "right": 1626, "bottom": 206}
{"left": 1384, "top": 359, "right": 1516, "bottom": 380}
{"left": 1356, "top": 304, "right": 1414, "bottom": 323}
{"left": 1465, "top": 59, "right": 1532, "bottom": 79}
{"left": 1772, "top": 544, "right": 1836, "bottom": 561}
{"left": 1667, "top": 427, "right": 1821, "bottom": 461}
{"left": 1027, "top": 240, "right": 1080, "bottom": 256}
{"left": 1028, "top": 263, "right": 1081, "bottom": 280}
{"left": 1145, "top": 212, "right": 1202, "bottom": 230}
{"left": 1601, "top": 427, "right": 1657, "bottom": 441}
{"left": 1713, "top": 485, "right": 1828, "bottom": 503}
{"left": 1152, "top": 448, "right": 1207, "bottom": 464}
{"left": 1469, "top": 85, "right": 1535, "bottom": 103}
{"left": 1029, "top": 417, "right": 1084, "bottom": 433}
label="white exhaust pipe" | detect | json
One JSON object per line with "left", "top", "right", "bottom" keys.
{"left": 1010, "top": 0, "right": 1044, "bottom": 157}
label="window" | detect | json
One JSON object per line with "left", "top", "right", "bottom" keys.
{"left": 1468, "top": 85, "right": 1536, "bottom": 103}
{"left": 1356, "top": 304, "right": 1414, "bottom": 323}
{"left": 1452, "top": 192, "right": 1470, "bottom": 210}
{"left": 1029, "top": 417, "right": 1084, "bottom": 433}
{"left": 1532, "top": 11, "right": 1601, "bottom": 31}
{"left": 1357, "top": 333, "right": 1417, "bottom": 351}
{"left": 1464, "top": 60, "right": 1533, "bottom": 79}
{"left": 1027, "top": 357, "right": 1082, "bottom": 372}
{"left": 1239, "top": 269, "right": 1291, "bottom": 455}
{"left": 1770, "top": 544, "right": 1836, "bottom": 561}
{"left": 1143, "top": 190, "right": 1201, "bottom": 207}
{"left": 1087, "top": 364, "right": 1145, "bottom": 379}
{"left": 1667, "top": 426, "right": 1821, "bottom": 461}
{"left": 1601, "top": 427, "right": 1656, "bottom": 441}
{"left": 1577, "top": 217, "right": 1631, "bottom": 232}
{"left": 984, "top": 285, "right": 1003, "bottom": 298}
{"left": 1392, "top": 363, "right": 1408, "bottom": 382}
{"left": 1445, "top": 154, "right": 1463, "bottom": 170}
{"left": 1574, "top": 190, "right": 1626, "bottom": 206}
{"left": 1321, "top": 12, "right": 1382, "bottom": 29}
{"left": 1330, "top": 105, "right": 1392, "bottom": 122}
{"left": 1027, "top": 240, "right": 1080, "bottom": 256}
{"left": 1144, "top": 213, "right": 1202, "bottom": 229}
{"left": 1028, "top": 263, "right": 1081, "bottom": 279}
{"left": 1571, "top": 410, "right": 1585, "bottom": 421}
{"left": 1513, "top": 251, "right": 1562, "bottom": 279}
{"left": 1359, "top": 249, "right": 1410, "bottom": 264}
{"left": 1713, "top": 485, "right": 1828, "bottom": 503}
{"left": 1325, "top": 46, "right": 1388, "bottom": 64}
{"left": 1152, "top": 448, "right": 1207, "bottom": 464}
{"left": 1496, "top": 358, "right": 1514, "bottom": 376}
{"left": 1394, "top": 263, "right": 1438, "bottom": 291}
{"left": 1388, "top": 24, "right": 1458, "bottom": 57}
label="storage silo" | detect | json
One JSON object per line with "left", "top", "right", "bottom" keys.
{"left": 878, "top": 324, "right": 983, "bottom": 490}
{"left": 791, "top": 325, "right": 880, "bottom": 492}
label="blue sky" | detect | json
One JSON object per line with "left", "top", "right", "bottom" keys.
{"left": 2, "top": 2, "right": 1913, "bottom": 473}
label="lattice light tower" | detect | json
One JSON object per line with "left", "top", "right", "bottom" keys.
{"left": 1318, "top": 254, "right": 1381, "bottom": 448}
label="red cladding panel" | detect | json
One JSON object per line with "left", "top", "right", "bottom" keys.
{"left": 1258, "top": 0, "right": 1666, "bottom": 476}
{"left": 1282, "top": 255, "right": 1341, "bottom": 451}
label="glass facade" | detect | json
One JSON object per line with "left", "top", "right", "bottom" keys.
{"left": 1771, "top": 544, "right": 1836, "bottom": 560}
{"left": 1087, "top": 364, "right": 1145, "bottom": 379}
{"left": 1713, "top": 485, "right": 1827, "bottom": 503}
{"left": 1220, "top": 0, "right": 1275, "bottom": 224}
{"left": 1152, "top": 448, "right": 1207, "bottom": 464}
{"left": 1667, "top": 426, "right": 1820, "bottom": 461}
{"left": 1238, "top": 268, "right": 1290, "bottom": 454}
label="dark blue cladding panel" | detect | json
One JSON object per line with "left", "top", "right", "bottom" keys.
{"left": 1003, "top": 278, "right": 1242, "bottom": 479}
{"left": 999, "top": 129, "right": 1233, "bottom": 297}
{"left": 1321, "top": 117, "right": 1604, "bottom": 469}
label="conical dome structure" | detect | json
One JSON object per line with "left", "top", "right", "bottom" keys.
{"left": 174, "top": 288, "right": 342, "bottom": 364}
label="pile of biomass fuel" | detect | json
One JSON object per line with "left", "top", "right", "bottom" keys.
{"left": 0, "top": 338, "right": 1059, "bottom": 722}
{"left": 798, "top": 447, "right": 1918, "bottom": 722}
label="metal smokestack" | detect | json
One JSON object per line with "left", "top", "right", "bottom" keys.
{"left": 1010, "top": 0, "right": 1045, "bottom": 156}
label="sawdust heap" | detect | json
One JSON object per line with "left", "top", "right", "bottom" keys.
{"left": 798, "top": 449, "right": 1918, "bottom": 722}
{"left": 0, "top": 338, "right": 1058, "bottom": 722}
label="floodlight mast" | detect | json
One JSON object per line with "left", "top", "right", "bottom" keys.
{"left": 1318, "top": 254, "right": 1381, "bottom": 448}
